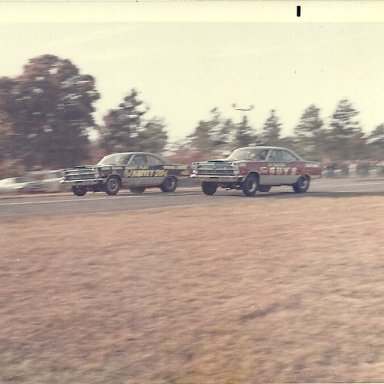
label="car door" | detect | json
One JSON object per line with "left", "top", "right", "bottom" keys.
{"left": 255, "top": 148, "right": 272, "bottom": 185}
{"left": 279, "top": 149, "right": 301, "bottom": 183}
{"left": 145, "top": 154, "right": 168, "bottom": 186}
{"left": 123, "top": 154, "right": 149, "bottom": 187}
{"left": 265, "top": 149, "right": 295, "bottom": 185}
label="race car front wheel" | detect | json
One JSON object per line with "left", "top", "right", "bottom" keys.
{"left": 72, "top": 186, "right": 87, "bottom": 196}
{"left": 202, "top": 181, "right": 218, "bottom": 195}
{"left": 242, "top": 174, "right": 258, "bottom": 196}
{"left": 105, "top": 176, "right": 121, "bottom": 195}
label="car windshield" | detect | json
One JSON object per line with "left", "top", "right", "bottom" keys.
{"left": 97, "top": 154, "right": 132, "bottom": 166}
{"left": 227, "top": 148, "right": 269, "bottom": 161}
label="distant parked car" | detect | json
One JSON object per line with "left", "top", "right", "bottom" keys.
{"left": 28, "top": 170, "right": 65, "bottom": 192}
{"left": 42, "top": 170, "right": 65, "bottom": 192}
{"left": 191, "top": 146, "right": 323, "bottom": 196}
{"left": 0, "top": 177, "right": 43, "bottom": 194}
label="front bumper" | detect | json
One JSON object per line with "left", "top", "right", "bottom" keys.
{"left": 190, "top": 174, "right": 243, "bottom": 183}
{"left": 60, "top": 178, "right": 104, "bottom": 187}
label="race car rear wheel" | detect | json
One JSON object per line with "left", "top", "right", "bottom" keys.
{"left": 160, "top": 176, "right": 178, "bottom": 192}
{"left": 242, "top": 174, "right": 258, "bottom": 196}
{"left": 293, "top": 175, "right": 310, "bottom": 193}
{"left": 130, "top": 187, "right": 146, "bottom": 194}
{"left": 202, "top": 181, "right": 218, "bottom": 195}
{"left": 72, "top": 186, "right": 87, "bottom": 196}
{"left": 105, "top": 176, "right": 121, "bottom": 195}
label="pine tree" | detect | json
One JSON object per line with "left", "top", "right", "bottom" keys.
{"left": 136, "top": 117, "right": 168, "bottom": 153}
{"left": 261, "top": 109, "right": 281, "bottom": 145}
{"left": 294, "top": 104, "right": 324, "bottom": 159}
{"left": 234, "top": 115, "right": 257, "bottom": 147}
{"left": 99, "top": 89, "right": 168, "bottom": 154}
{"left": 326, "top": 98, "right": 365, "bottom": 160}
{"left": 366, "top": 124, "right": 384, "bottom": 160}
{"left": 188, "top": 108, "right": 237, "bottom": 156}
{"left": 100, "top": 89, "right": 148, "bottom": 153}
{"left": 188, "top": 119, "right": 214, "bottom": 154}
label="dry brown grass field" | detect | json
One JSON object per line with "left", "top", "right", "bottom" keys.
{"left": 1, "top": 196, "right": 384, "bottom": 383}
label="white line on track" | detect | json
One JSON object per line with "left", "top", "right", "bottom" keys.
{"left": 0, "top": 192, "right": 197, "bottom": 206}
{"left": 0, "top": 181, "right": 382, "bottom": 207}
{"left": 313, "top": 181, "right": 384, "bottom": 189}
{"left": 0, "top": 196, "right": 134, "bottom": 206}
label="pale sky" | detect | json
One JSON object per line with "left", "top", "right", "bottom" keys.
{"left": 0, "top": 2, "right": 384, "bottom": 142}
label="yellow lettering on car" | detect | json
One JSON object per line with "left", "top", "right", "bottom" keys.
{"left": 154, "top": 169, "right": 168, "bottom": 177}
{"left": 125, "top": 169, "right": 155, "bottom": 177}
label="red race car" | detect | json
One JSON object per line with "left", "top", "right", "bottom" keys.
{"left": 191, "top": 146, "right": 322, "bottom": 196}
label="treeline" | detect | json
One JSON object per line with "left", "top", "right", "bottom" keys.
{"left": 0, "top": 55, "right": 169, "bottom": 177}
{"left": 0, "top": 54, "right": 384, "bottom": 177}
{"left": 178, "top": 101, "right": 384, "bottom": 165}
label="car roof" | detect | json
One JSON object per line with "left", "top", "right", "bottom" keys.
{"left": 237, "top": 146, "right": 290, "bottom": 151}
{"left": 104, "top": 152, "right": 162, "bottom": 156}
{"left": 233, "top": 146, "right": 304, "bottom": 159}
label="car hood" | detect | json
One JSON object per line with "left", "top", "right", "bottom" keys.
{"left": 195, "top": 159, "right": 232, "bottom": 164}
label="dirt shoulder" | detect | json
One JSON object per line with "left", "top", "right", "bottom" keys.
{"left": 1, "top": 197, "right": 384, "bottom": 383}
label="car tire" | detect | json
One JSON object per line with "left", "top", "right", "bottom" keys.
{"left": 242, "top": 174, "right": 258, "bottom": 196}
{"left": 293, "top": 175, "right": 310, "bottom": 193}
{"left": 105, "top": 176, "right": 121, "bottom": 195}
{"left": 160, "top": 176, "right": 178, "bottom": 192}
{"left": 72, "top": 186, "right": 87, "bottom": 196}
{"left": 129, "top": 187, "right": 146, "bottom": 194}
{"left": 202, "top": 181, "right": 218, "bottom": 195}
{"left": 258, "top": 185, "right": 271, "bottom": 193}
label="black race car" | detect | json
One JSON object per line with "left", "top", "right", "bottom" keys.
{"left": 62, "top": 152, "right": 190, "bottom": 196}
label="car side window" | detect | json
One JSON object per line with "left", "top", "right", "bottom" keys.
{"left": 254, "top": 149, "right": 269, "bottom": 160}
{"left": 121, "top": 155, "right": 132, "bottom": 165}
{"left": 268, "top": 150, "right": 275, "bottom": 161}
{"left": 146, "top": 155, "right": 163, "bottom": 166}
{"left": 269, "top": 150, "right": 282, "bottom": 161}
{"left": 281, "top": 150, "right": 298, "bottom": 162}
{"left": 131, "top": 155, "right": 147, "bottom": 165}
